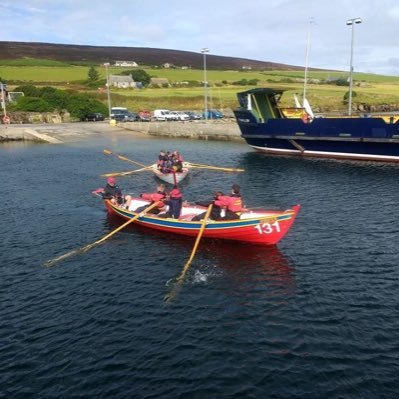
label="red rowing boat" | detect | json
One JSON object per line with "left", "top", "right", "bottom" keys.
{"left": 104, "top": 198, "right": 300, "bottom": 246}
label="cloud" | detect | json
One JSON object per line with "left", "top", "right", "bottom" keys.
{"left": 1, "top": 0, "right": 399, "bottom": 75}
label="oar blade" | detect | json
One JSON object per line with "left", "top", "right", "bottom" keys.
{"left": 164, "top": 204, "right": 213, "bottom": 302}
{"left": 103, "top": 149, "right": 148, "bottom": 168}
{"left": 43, "top": 248, "right": 82, "bottom": 268}
{"left": 185, "top": 162, "right": 244, "bottom": 173}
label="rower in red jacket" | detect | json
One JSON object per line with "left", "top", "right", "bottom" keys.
{"left": 214, "top": 184, "right": 244, "bottom": 220}
{"left": 135, "top": 184, "right": 166, "bottom": 214}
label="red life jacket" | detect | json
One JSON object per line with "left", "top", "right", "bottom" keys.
{"left": 215, "top": 195, "right": 243, "bottom": 212}
{"left": 141, "top": 192, "right": 166, "bottom": 209}
{"left": 227, "top": 195, "right": 243, "bottom": 212}
{"left": 169, "top": 188, "right": 182, "bottom": 198}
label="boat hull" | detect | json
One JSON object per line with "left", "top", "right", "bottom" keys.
{"left": 245, "top": 136, "right": 399, "bottom": 162}
{"left": 153, "top": 167, "right": 189, "bottom": 184}
{"left": 104, "top": 200, "right": 300, "bottom": 246}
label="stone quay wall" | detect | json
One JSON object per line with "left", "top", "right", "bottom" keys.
{"left": 119, "top": 120, "right": 243, "bottom": 142}
{"left": 0, "top": 120, "right": 244, "bottom": 144}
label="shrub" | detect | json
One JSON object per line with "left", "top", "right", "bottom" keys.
{"left": 14, "top": 85, "right": 40, "bottom": 97}
{"left": 232, "top": 78, "right": 259, "bottom": 86}
{"left": 335, "top": 78, "right": 350, "bottom": 87}
{"left": 66, "top": 93, "right": 107, "bottom": 119}
{"left": 120, "top": 69, "right": 151, "bottom": 86}
{"left": 343, "top": 90, "right": 357, "bottom": 104}
{"left": 40, "top": 87, "right": 69, "bottom": 110}
{"left": 14, "top": 96, "right": 53, "bottom": 112}
{"left": 12, "top": 84, "right": 107, "bottom": 118}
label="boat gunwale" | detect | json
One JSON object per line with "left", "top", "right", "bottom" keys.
{"left": 105, "top": 200, "right": 297, "bottom": 230}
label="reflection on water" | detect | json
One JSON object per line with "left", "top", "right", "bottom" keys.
{"left": 106, "top": 212, "right": 296, "bottom": 302}
{"left": 200, "top": 240, "right": 296, "bottom": 299}
{"left": 3, "top": 135, "right": 399, "bottom": 398}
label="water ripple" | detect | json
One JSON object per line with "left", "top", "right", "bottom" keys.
{"left": 1, "top": 138, "right": 399, "bottom": 398}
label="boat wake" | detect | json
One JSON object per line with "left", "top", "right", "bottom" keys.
{"left": 193, "top": 269, "right": 209, "bottom": 283}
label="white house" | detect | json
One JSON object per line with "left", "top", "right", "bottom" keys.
{"left": 114, "top": 61, "right": 138, "bottom": 67}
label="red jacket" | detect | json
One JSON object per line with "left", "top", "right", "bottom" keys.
{"left": 141, "top": 192, "right": 166, "bottom": 209}
{"left": 214, "top": 195, "right": 243, "bottom": 212}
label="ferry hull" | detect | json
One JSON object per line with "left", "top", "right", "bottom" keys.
{"left": 245, "top": 136, "right": 399, "bottom": 163}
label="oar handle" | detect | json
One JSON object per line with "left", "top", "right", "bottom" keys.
{"left": 101, "top": 165, "right": 154, "bottom": 177}
{"left": 91, "top": 201, "right": 159, "bottom": 246}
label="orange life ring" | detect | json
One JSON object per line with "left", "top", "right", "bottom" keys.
{"left": 301, "top": 113, "right": 309, "bottom": 123}
{"left": 2, "top": 115, "right": 10, "bottom": 124}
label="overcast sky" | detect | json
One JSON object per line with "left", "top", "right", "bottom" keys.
{"left": 2, "top": 0, "right": 399, "bottom": 76}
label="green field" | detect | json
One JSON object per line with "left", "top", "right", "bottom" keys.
{"left": 1, "top": 60, "right": 399, "bottom": 112}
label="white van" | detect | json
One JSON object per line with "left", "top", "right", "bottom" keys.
{"left": 153, "top": 109, "right": 177, "bottom": 121}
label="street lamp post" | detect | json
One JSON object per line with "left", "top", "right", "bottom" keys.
{"left": 346, "top": 17, "right": 362, "bottom": 116}
{"left": 103, "top": 63, "right": 112, "bottom": 121}
{"left": 303, "top": 18, "right": 314, "bottom": 106}
{"left": 201, "top": 48, "right": 209, "bottom": 120}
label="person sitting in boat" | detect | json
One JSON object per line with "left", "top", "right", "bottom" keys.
{"left": 160, "top": 152, "right": 173, "bottom": 173}
{"left": 159, "top": 187, "right": 183, "bottom": 219}
{"left": 214, "top": 184, "right": 244, "bottom": 220}
{"left": 157, "top": 150, "right": 168, "bottom": 171}
{"left": 93, "top": 176, "right": 132, "bottom": 208}
{"left": 171, "top": 153, "right": 183, "bottom": 173}
{"left": 134, "top": 184, "right": 166, "bottom": 215}
{"left": 172, "top": 150, "right": 184, "bottom": 162}
{"left": 191, "top": 191, "right": 224, "bottom": 221}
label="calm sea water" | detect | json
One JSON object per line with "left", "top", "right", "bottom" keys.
{"left": 1, "top": 130, "right": 399, "bottom": 398}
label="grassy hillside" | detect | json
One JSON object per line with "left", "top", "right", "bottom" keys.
{"left": 0, "top": 41, "right": 301, "bottom": 70}
{"left": 1, "top": 60, "right": 399, "bottom": 113}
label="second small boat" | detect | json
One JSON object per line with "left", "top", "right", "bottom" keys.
{"left": 152, "top": 164, "right": 190, "bottom": 185}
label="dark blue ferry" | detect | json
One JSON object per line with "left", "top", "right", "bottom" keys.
{"left": 233, "top": 88, "right": 399, "bottom": 162}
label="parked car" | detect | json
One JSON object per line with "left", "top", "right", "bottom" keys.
{"left": 186, "top": 111, "right": 202, "bottom": 120}
{"left": 112, "top": 113, "right": 128, "bottom": 122}
{"left": 171, "top": 111, "right": 190, "bottom": 121}
{"left": 203, "top": 109, "right": 224, "bottom": 119}
{"left": 110, "top": 107, "right": 138, "bottom": 122}
{"left": 138, "top": 110, "right": 151, "bottom": 122}
{"left": 125, "top": 111, "right": 139, "bottom": 121}
{"left": 83, "top": 112, "right": 104, "bottom": 122}
{"left": 153, "top": 109, "right": 178, "bottom": 121}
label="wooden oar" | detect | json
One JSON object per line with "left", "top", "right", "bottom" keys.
{"left": 103, "top": 149, "right": 148, "bottom": 168}
{"left": 101, "top": 164, "right": 155, "bottom": 177}
{"left": 185, "top": 162, "right": 244, "bottom": 173}
{"left": 43, "top": 202, "right": 159, "bottom": 267}
{"left": 164, "top": 204, "right": 213, "bottom": 302}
